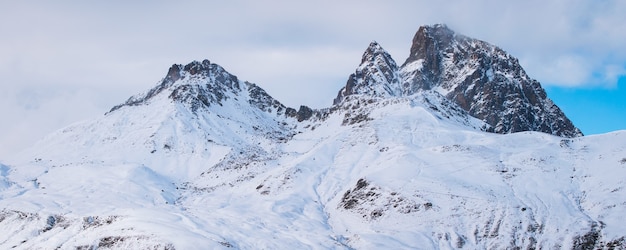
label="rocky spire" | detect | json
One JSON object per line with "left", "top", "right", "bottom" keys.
{"left": 333, "top": 41, "right": 402, "bottom": 105}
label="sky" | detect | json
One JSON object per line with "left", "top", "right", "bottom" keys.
{"left": 1, "top": 1, "right": 625, "bottom": 159}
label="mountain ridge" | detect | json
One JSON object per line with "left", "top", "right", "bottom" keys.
{"left": 336, "top": 24, "right": 581, "bottom": 137}
{"left": 1, "top": 24, "right": 623, "bottom": 249}
{"left": 406, "top": 24, "right": 581, "bottom": 136}
{"left": 108, "top": 24, "right": 581, "bottom": 138}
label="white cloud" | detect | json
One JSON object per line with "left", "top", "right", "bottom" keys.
{"left": 520, "top": 55, "right": 591, "bottom": 87}
{"left": 0, "top": 87, "right": 102, "bottom": 159}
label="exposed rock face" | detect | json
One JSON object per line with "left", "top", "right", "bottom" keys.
{"left": 109, "top": 60, "right": 239, "bottom": 112}
{"left": 109, "top": 60, "right": 290, "bottom": 116}
{"left": 111, "top": 24, "right": 581, "bottom": 137}
{"left": 335, "top": 24, "right": 582, "bottom": 137}
{"left": 400, "top": 24, "right": 582, "bottom": 137}
{"left": 334, "top": 41, "right": 402, "bottom": 105}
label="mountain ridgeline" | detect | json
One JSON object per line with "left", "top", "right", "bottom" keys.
{"left": 3, "top": 24, "right": 618, "bottom": 250}
{"left": 111, "top": 24, "right": 583, "bottom": 137}
{"left": 335, "top": 24, "right": 581, "bottom": 137}
{"left": 115, "top": 24, "right": 582, "bottom": 137}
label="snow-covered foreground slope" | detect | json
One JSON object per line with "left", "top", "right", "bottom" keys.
{"left": 1, "top": 92, "right": 625, "bottom": 249}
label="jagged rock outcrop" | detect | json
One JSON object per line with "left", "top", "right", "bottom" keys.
{"left": 400, "top": 24, "right": 582, "bottom": 137}
{"left": 111, "top": 25, "right": 581, "bottom": 138}
{"left": 109, "top": 60, "right": 240, "bottom": 112}
{"left": 109, "top": 59, "right": 291, "bottom": 117}
{"left": 333, "top": 41, "right": 402, "bottom": 105}
{"left": 335, "top": 24, "right": 582, "bottom": 137}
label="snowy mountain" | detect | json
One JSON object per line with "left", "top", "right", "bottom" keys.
{"left": 333, "top": 41, "right": 403, "bottom": 104}
{"left": 401, "top": 24, "right": 582, "bottom": 137}
{"left": 336, "top": 24, "right": 581, "bottom": 137}
{"left": 1, "top": 25, "right": 625, "bottom": 249}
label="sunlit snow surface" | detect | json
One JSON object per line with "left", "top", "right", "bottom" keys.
{"left": 1, "top": 87, "right": 625, "bottom": 249}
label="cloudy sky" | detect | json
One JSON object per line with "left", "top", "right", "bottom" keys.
{"left": 1, "top": 1, "right": 625, "bottom": 159}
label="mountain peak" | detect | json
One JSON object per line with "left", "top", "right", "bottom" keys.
{"left": 361, "top": 41, "right": 385, "bottom": 60}
{"left": 163, "top": 59, "right": 212, "bottom": 83}
{"left": 109, "top": 59, "right": 243, "bottom": 113}
{"left": 419, "top": 23, "right": 454, "bottom": 36}
{"left": 403, "top": 24, "right": 456, "bottom": 66}
{"left": 416, "top": 23, "right": 455, "bottom": 39}
{"left": 331, "top": 25, "right": 581, "bottom": 137}
{"left": 333, "top": 42, "right": 402, "bottom": 105}
{"left": 397, "top": 24, "right": 582, "bottom": 137}
{"left": 108, "top": 25, "right": 582, "bottom": 138}
{"left": 165, "top": 64, "right": 182, "bottom": 82}
{"left": 181, "top": 59, "right": 212, "bottom": 75}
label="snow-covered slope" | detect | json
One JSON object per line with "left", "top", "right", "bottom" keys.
{"left": 1, "top": 25, "right": 624, "bottom": 249}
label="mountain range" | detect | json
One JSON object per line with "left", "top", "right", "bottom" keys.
{"left": 0, "top": 24, "right": 624, "bottom": 249}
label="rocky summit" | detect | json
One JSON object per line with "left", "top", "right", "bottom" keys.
{"left": 337, "top": 24, "right": 582, "bottom": 137}
{"left": 0, "top": 25, "right": 622, "bottom": 250}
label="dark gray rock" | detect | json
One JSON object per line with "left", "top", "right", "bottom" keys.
{"left": 247, "top": 82, "right": 289, "bottom": 115}
{"left": 295, "top": 106, "right": 313, "bottom": 122}
{"left": 109, "top": 24, "right": 583, "bottom": 138}
{"left": 333, "top": 41, "right": 402, "bottom": 105}
{"left": 109, "top": 60, "right": 243, "bottom": 113}
{"left": 335, "top": 24, "right": 581, "bottom": 137}
{"left": 400, "top": 24, "right": 582, "bottom": 137}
